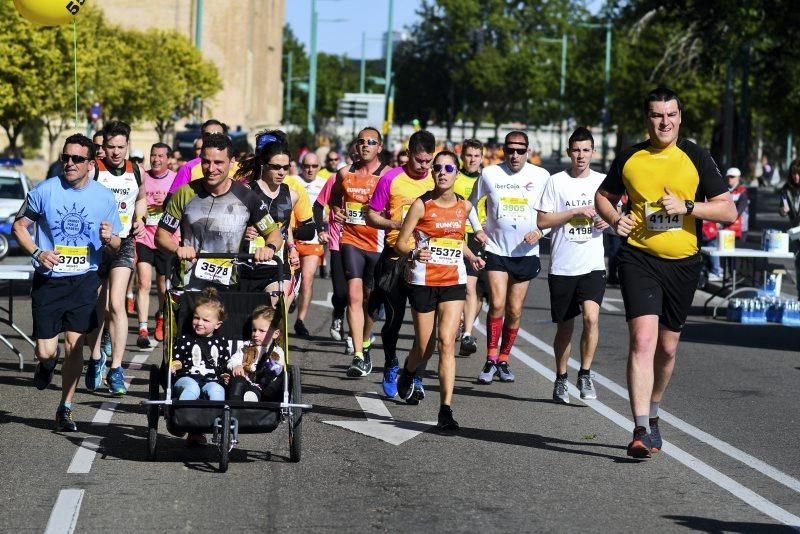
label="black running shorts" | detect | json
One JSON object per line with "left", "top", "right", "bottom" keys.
{"left": 618, "top": 245, "right": 702, "bottom": 332}
{"left": 341, "top": 243, "right": 380, "bottom": 289}
{"left": 548, "top": 270, "right": 607, "bottom": 323}
{"left": 135, "top": 242, "right": 174, "bottom": 276}
{"left": 408, "top": 284, "right": 466, "bottom": 313}
{"left": 484, "top": 251, "right": 541, "bottom": 282}
{"left": 99, "top": 236, "right": 135, "bottom": 277}
{"left": 31, "top": 271, "right": 100, "bottom": 339}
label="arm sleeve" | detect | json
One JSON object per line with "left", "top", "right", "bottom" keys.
{"left": 312, "top": 201, "right": 328, "bottom": 232}
{"left": 16, "top": 190, "right": 41, "bottom": 222}
{"left": 158, "top": 186, "right": 187, "bottom": 234}
{"left": 600, "top": 156, "right": 625, "bottom": 196}
{"left": 697, "top": 151, "right": 727, "bottom": 200}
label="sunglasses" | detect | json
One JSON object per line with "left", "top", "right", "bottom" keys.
{"left": 504, "top": 147, "right": 528, "bottom": 155}
{"left": 327, "top": 157, "right": 340, "bottom": 162}
{"left": 356, "top": 138, "right": 379, "bottom": 146}
{"left": 267, "top": 163, "right": 291, "bottom": 171}
{"left": 61, "top": 154, "right": 90, "bottom": 164}
{"left": 303, "top": 164, "right": 319, "bottom": 169}
{"left": 432, "top": 163, "right": 458, "bottom": 173}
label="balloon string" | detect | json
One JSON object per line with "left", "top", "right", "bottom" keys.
{"left": 73, "top": 20, "right": 78, "bottom": 128}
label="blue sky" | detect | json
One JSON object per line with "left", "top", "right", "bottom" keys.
{"left": 285, "top": 0, "right": 424, "bottom": 60}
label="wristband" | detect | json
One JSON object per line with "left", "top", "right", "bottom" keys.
{"left": 266, "top": 243, "right": 277, "bottom": 252}
{"left": 32, "top": 248, "right": 42, "bottom": 260}
{"left": 287, "top": 243, "right": 297, "bottom": 250}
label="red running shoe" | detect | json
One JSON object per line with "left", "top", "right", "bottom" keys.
{"left": 627, "top": 426, "right": 653, "bottom": 459}
{"left": 154, "top": 312, "right": 164, "bottom": 341}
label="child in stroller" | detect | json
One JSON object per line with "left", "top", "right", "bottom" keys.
{"left": 227, "top": 305, "right": 284, "bottom": 402}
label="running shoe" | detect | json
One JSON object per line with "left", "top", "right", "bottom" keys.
{"left": 649, "top": 417, "right": 663, "bottom": 453}
{"left": 33, "top": 357, "right": 58, "bottom": 390}
{"left": 437, "top": 406, "right": 460, "bottom": 431}
{"left": 154, "top": 312, "right": 164, "bottom": 342}
{"left": 627, "top": 426, "right": 653, "bottom": 459}
{"left": 459, "top": 334, "right": 478, "bottom": 356}
{"left": 396, "top": 367, "right": 414, "bottom": 401}
{"left": 288, "top": 299, "right": 297, "bottom": 314}
{"left": 100, "top": 330, "right": 112, "bottom": 361}
{"left": 330, "top": 316, "right": 344, "bottom": 341}
{"left": 55, "top": 407, "right": 77, "bottom": 432}
{"left": 126, "top": 295, "right": 135, "bottom": 315}
{"left": 136, "top": 327, "right": 150, "bottom": 349}
{"left": 345, "top": 336, "right": 354, "bottom": 355}
{"left": 497, "top": 361, "right": 515, "bottom": 382}
{"left": 477, "top": 360, "right": 497, "bottom": 385}
{"left": 381, "top": 365, "right": 400, "bottom": 398}
{"left": 106, "top": 366, "right": 128, "bottom": 396}
{"left": 552, "top": 376, "right": 570, "bottom": 404}
{"left": 407, "top": 375, "right": 425, "bottom": 405}
{"left": 294, "top": 319, "right": 310, "bottom": 338}
{"left": 85, "top": 353, "right": 106, "bottom": 391}
{"left": 346, "top": 355, "right": 372, "bottom": 377}
{"left": 577, "top": 372, "right": 597, "bottom": 400}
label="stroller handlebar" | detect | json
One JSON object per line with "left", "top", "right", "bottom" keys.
{"left": 194, "top": 252, "right": 283, "bottom": 265}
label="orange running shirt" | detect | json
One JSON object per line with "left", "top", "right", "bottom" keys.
{"left": 340, "top": 165, "right": 384, "bottom": 252}
{"left": 407, "top": 193, "right": 468, "bottom": 287}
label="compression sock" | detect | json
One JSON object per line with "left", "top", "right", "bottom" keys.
{"left": 498, "top": 324, "right": 519, "bottom": 362}
{"left": 487, "top": 316, "right": 503, "bottom": 362}
{"left": 634, "top": 415, "right": 649, "bottom": 430}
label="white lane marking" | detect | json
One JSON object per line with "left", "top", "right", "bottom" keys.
{"left": 512, "top": 326, "right": 800, "bottom": 495}
{"left": 600, "top": 300, "right": 621, "bottom": 312}
{"left": 356, "top": 393, "right": 393, "bottom": 419}
{"left": 66, "top": 353, "right": 152, "bottom": 475}
{"left": 44, "top": 489, "right": 84, "bottom": 534}
{"left": 475, "top": 321, "right": 800, "bottom": 527}
{"left": 311, "top": 291, "right": 334, "bottom": 309}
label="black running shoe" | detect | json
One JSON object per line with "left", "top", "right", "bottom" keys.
{"left": 346, "top": 355, "right": 372, "bottom": 377}
{"left": 34, "top": 358, "right": 57, "bottom": 390}
{"left": 649, "top": 417, "right": 663, "bottom": 453}
{"left": 288, "top": 299, "right": 297, "bottom": 314}
{"left": 396, "top": 367, "right": 414, "bottom": 400}
{"left": 437, "top": 406, "right": 460, "bottom": 431}
{"left": 55, "top": 408, "right": 77, "bottom": 432}
{"left": 294, "top": 319, "right": 310, "bottom": 338}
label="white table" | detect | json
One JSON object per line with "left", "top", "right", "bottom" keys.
{"left": 700, "top": 247, "right": 795, "bottom": 314}
{"left": 0, "top": 264, "right": 35, "bottom": 370}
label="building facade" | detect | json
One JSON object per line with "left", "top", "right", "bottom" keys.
{"left": 100, "top": 0, "right": 285, "bottom": 131}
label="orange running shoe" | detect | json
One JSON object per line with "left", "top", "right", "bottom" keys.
{"left": 126, "top": 295, "right": 135, "bottom": 315}
{"left": 154, "top": 312, "right": 164, "bottom": 341}
{"left": 627, "top": 426, "right": 653, "bottom": 459}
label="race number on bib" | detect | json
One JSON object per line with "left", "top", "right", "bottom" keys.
{"left": 564, "top": 217, "right": 593, "bottom": 243}
{"left": 53, "top": 245, "right": 89, "bottom": 273}
{"left": 194, "top": 258, "right": 234, "bottom": 286}
{"left": 645, "top": 202, "right": 682, "bottom": 232}
{"left": 145, "top": 206, "right": 163, "bottom": 226}
{"left": 345, "top": 202, "right": 367, "bottom": 225}
{"left": 428, "top": 238, "right": 463, "bottom": 265}
{"left": 499, "top": 197, "right": 528, "bottom": 222}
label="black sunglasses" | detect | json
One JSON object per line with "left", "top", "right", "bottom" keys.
{"left": 356, "top": 138, "right": 379, "bottom": 146}
{"left": 504, "top": 147, "right": 528, "bottom": 156}
{"left": 267, "top": 163, "right": 291, "bottom": 171}
{"left": 61, "top": 154, "right": 90, "bottom": 164}
{"left": 432, "top": 163, "right": 458, "bottom": 173}
{"left": 302, "top": 164, "right": 320, "bottom": 169}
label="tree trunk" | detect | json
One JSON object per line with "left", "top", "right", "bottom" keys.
{"left": 1, "top": 122, "right": 23, "bottom": 158}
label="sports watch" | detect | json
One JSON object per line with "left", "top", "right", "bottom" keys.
{"left": 684, "top": 200, "right": 695, "bottom": 215}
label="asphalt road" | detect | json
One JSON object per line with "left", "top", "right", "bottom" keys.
{"left": 0, "top": 243, "right": 798, "bottom": 533}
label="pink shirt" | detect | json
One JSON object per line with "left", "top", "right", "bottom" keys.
{"left": 168, "top": 157, "right": 200, "bottom": 193}
{"left": 316, "top": 176, "right": 342, "bottom": 251}
{"left": 137, "top": 169, "right": 177, "bottom": 249}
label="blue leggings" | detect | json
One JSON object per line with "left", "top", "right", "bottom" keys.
{"left": 174, "top": 376, "right": 225, "bottom": 401}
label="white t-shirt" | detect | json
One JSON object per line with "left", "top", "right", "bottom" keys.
{"left": 468, "top": 162, "right": 550, "bottom": 257}
{"left": 535, "top": 170, "right": 606, "bottom": 276}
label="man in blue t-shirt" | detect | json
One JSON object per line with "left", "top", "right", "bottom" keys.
{"left": 13, "top": 133, "right": 122, "bottom": 432}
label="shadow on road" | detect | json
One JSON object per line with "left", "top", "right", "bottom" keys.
{"left": 663, "top": 515, "right": 796, "bottom": 533}
{"left": 681, "top": 321, "right": 800, "bottom": 352}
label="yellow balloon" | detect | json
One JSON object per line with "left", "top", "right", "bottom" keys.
{"left": 13, "top": 0, "right": 86, "bottom": 26}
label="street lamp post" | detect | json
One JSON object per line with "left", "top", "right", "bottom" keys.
{"left": 307, "top": 0, "right": 318, "bottom": 134}
{"left": 539, "top": 34, "right": 567, "bottom": 158}
{"left": 577, "top": 18, "right": 613, "bottom": 170}
{"left": 383, "top": 0, "right": 394, "bottom": 144}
